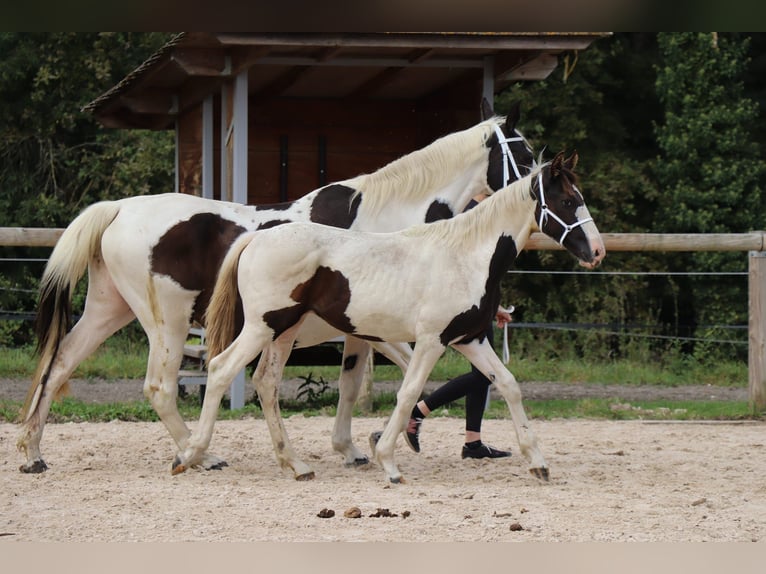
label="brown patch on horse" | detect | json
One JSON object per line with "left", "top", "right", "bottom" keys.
{"left": 257, "top": 219, "right": 290, "bottom": 230}
{"left": 151, "top": 213, "right": 246, "bottom": 323}
{"left": 424, "top": 200, "right": 454, "bottom": 223}
{"left": 263, "top": 266, "right": 356, "bottom": 339}
{"left": 439, "top": 236, "right": 518, "bottom": 346}
{"left": 309, "top": 185, "right": 361, "bottom": 228}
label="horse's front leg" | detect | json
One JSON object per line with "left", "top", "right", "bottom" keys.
{"left": 172, "top": 325, "right": 267, "bottom": 474}
{"left": 331, "top": 337, "right": 373, "bottom": 466}
{"left": 373, "top": 339, "right": 444, "bottom": 484}
{"left": 454, "top": 339, "right": 549, "bottom": 480}
{"left": 252, "top": 327, "right": 315, "bottom": 480}
{"left": 369, "top": 340, "right": 412, "bottom": 374}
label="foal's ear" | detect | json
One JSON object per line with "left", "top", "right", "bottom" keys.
{"left": 504, "top": 100, "right": 521, "bottom": 131}
{"left": 564, "top": 150, "right": 579, "bottom": 171}
{"left": 480, "top": 97, "right": 494, "bottom": 120}
{"left": 550, "top": 151, "right": 566, "bottom": 177}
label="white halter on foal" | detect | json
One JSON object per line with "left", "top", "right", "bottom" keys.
{"left": 535, "top": 172, "right": 593, "bottom": 246}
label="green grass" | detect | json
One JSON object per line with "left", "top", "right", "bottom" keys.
{"left": 1, "top": 335, "right": 758, "bottom": 424}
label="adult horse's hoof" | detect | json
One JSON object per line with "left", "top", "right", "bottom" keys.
{"left": 368, "top": 431, "right": 382, "bottom": 455}
{"left": 530, "top": 467, "right": 550, "bottom": 481}
{"left": 345, "top": 456, "right": 370, "bottom": 467}
{"left": 201, "top": 453, "right": 229, "bottom": 471}
{"left": 19, "top": 459, "right": 48, "bottom": 474}
{"left": 295, "top": 471, "right": 316, "bottom": 481}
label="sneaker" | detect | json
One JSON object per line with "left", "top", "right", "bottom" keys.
{"left": 461, "top": 442, "right": 512, "bottom": 459}
{"left": 403, "top": 417, "right": 423, "bottom": 453}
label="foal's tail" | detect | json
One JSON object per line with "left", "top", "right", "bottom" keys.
{"left": 205, "top": 232, "right": 256, "bottom": 359}
{"left": 21, "top": 201, "right": 122, "bottom": 421}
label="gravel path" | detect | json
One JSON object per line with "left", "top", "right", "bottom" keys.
{"left": 0, "top": 377, "right": 749, "bottom": 405}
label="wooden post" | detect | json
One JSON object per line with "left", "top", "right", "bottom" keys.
{"left": 749, "top": 251, "right": 766, "bottom": 411}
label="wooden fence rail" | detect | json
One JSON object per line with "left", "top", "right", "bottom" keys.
{"left": 2, "top": 227, "right": 765, "bottom": 410}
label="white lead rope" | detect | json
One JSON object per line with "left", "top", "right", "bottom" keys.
{"left": 501, "top": 304, "right": 514, "bottom": 365}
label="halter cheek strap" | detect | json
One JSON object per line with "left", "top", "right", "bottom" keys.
{"left": 492, "top": 124, "right": 527, "bottom": 186}
{"left": 536, "top": 172, "right": 593, "bottom": 245}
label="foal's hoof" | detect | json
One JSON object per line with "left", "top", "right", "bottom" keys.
{"left": 389, "top": 475, "right": 406, "bottom": 485}
{"left": 345, "top": 456, "right": 370, "bottom": 467}
{"left": 295, "top": 471, "right": 316, "bottom": 481}
{"left": 529, "top": 467, "right": 550, "bottom": 481}
{"left": 207, "top": 461, "right": 229, "bottom": 471}
{"left": 171, "top": 456, "right": 187, "bottom": 475}
{"left": 19, "top": 459, "right": 48, "bottom": 474}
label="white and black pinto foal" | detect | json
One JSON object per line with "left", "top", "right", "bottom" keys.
{"left": 175, "top": 151, "right": 605, "bottom": 483}
{"left": 18, "top": 102, "right": 535, "bottom": 474}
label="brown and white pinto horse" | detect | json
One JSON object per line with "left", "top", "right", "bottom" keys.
{"left": 18, "top": 101, "right": 535, "bottom": 474}
{"left": 175, "top": 152, "right": 605, "bottom": 483}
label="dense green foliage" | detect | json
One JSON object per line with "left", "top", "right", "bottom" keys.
{"left": 0, "top": 33, "right": 763, "bottom": 369}
{"left": 0, "top": 32, "right": 174, "bottom": 344}
{"left": 495, "top": 32, "right": 763, "bottom": 365}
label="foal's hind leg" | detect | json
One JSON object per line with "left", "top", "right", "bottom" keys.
{"left": 331, "top": 337, "right": 373, "bottom": 466}
{"left": 454, "top": 340, "right": 548, "bottom": 480}
{"left": 251, "top": 327, "right": 316, "bottom": 480}
{"left": 18, "top": 265, "right": 135, "bottom": 473}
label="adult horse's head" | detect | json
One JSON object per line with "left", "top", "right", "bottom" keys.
{"left": 533, "top": 151, "right": 605, "bottom": 269}
{"left": 481, "top": 99, "right": 536, "bottom": 192}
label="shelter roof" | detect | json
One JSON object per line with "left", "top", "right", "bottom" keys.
{"left": 83, "top": 32, "right": 609, "bottom": 129}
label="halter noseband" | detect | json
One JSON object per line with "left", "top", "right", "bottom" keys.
{"left": 492, "top": 123, "right": 530, "bottom": 186}
{"left": 535, "top": 172, "right": 593, "bottom": 246}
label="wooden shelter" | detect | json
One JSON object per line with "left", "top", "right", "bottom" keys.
{"left": 83, "top": 32, "right": 607, "bottom": 206}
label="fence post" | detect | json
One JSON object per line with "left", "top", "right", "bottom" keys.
{"left": 749, "top": 251, "right": 766, "bottom": 410}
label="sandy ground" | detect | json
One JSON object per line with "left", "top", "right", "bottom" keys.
{"left": 2, "top": 412, "right": 765, "bottom": 542}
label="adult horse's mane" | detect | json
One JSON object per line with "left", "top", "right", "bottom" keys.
{"left": 345, "top": 116, "right": 531, "bottom": 219}
{"left": 401, "top": 163, "right": 539, "bottom": 250}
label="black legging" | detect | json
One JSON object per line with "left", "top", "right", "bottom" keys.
{"left": 422, "top": 325, "right": 494, "bottom": 433}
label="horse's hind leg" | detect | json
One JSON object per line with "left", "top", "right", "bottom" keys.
{"left": 132, "top": 277, "right": 228, "bottom": 471}
{"left": 331, "top": 337, "right": 373, "bottom": 466}
{"left": 173, "top": 324, "right": 269, "bottom": 474}
{"left": 18, "top": 265, "right": 135, "bottom": 473}
{"left": 252, "top": 326, "right": 315, "bottom": 480}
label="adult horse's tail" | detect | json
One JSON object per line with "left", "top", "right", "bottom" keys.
{"left": 205, "top": 232, "right": 255, "bottom": 359}
{"left": 21, "top": 201, "right": 122, "bottom": 421}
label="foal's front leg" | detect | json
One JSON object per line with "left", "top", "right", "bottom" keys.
{"left": 373, "top": 340, "right": 445, "bottom": 484}
{"left": 454, "top": 340, "right": 549, "bottom": 480}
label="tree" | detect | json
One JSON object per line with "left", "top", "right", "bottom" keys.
{"left": 654, "top": 32, "right": 763, "bottom": 351}
{"left": 0, "top": 33, "right": 174, "bottom": 344}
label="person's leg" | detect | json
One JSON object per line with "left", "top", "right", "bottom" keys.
{"left": 402, "top": 371, "right": 476, "bottom": 452}
{"left": 459, "top": 328, "right": 511, "bottom": 459}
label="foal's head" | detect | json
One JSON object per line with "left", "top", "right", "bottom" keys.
{"left": 483, "top": 100, "right": 536, "bottom": 191}
{"left": 533, "top": 151, "right": 605, "bottom": 269}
